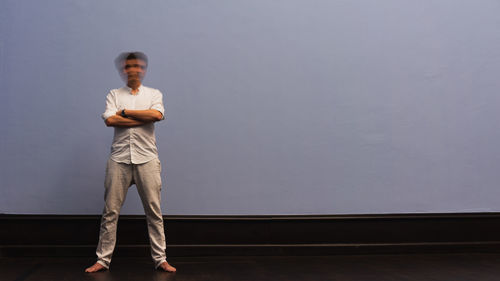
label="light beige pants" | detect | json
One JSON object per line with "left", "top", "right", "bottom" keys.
{"left": 96, "top": 158, "right": 167, "bottom": 269}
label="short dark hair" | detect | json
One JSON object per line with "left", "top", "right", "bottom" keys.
{"left": 115, "top": 51, "right": 148, "bottom": 70}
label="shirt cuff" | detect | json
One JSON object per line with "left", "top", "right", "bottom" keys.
{"left": 102, "top": 111, "right": 116, "bottom": 121}
{"left": 151, "top": 106, "right": 165, "bottom": 120}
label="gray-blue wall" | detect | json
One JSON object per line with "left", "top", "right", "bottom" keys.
{"left": 2, "top": 0, "right": 500, "bottom": 215}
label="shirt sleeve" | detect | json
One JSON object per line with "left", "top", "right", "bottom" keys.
{"left": 151, "top": 89, "right": 165, "bottom": 120}
{"left": 102, "top": 91, "right": 117, "bottom": 121}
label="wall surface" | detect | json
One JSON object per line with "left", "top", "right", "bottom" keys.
{"left": 2, "top": 0, "right": 500, "bottom": 215}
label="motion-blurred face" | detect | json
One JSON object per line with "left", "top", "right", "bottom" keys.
{"left": 121, "top": 58, "right": 147, "bottom": 85}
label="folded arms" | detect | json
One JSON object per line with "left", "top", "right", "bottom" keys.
{"left": 105, "top": 109, "right": 163, "bottom": 127}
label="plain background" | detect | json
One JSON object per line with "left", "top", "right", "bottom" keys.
{"left": 2, "top": 0, "right": 500, "bottom": 215}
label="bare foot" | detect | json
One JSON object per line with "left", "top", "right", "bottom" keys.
{"left": 85, "top": 262, "right": 107, "bottom": 273}
{"left": 158, "top": 261, "right": 176, "bottom": 272}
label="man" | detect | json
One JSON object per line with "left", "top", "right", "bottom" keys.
{"left": 85, "top": 52, "right": 176, "bottom": 273}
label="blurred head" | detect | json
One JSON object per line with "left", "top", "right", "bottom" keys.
{"left": 115, "top": 52, "right": 148, "bottom": 86}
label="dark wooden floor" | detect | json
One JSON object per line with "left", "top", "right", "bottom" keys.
{"left": 3, "top": 254, "right": 500, "bottom": 281}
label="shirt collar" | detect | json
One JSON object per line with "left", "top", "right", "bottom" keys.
{"left": 125, "top": 84, "right": 144, "bottom": 95}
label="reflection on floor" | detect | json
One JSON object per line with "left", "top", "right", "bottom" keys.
{"left": 3, "top": 254, "right": 500, "bottom": 281}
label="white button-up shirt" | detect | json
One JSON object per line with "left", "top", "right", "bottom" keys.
{"left": 102, "top": 85, "right": 165, "bottom": 164}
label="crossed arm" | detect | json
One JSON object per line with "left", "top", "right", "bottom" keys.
{"left": 105, "top": 109, "right": 163, "bottom": 127}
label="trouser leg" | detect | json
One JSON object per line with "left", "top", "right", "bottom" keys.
{"left": 95, "top": 159, "right": 132, "bottom": 269}
{"left": 134, "top": 158, "right": 167, "bottom": 268}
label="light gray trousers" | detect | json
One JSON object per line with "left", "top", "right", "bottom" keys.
{"left": 96, "top": 158, "right": 167, "bottom": 269}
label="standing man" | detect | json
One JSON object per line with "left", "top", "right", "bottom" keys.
{"left": 85, "top": 52, "right": 176, "bottom": 273}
